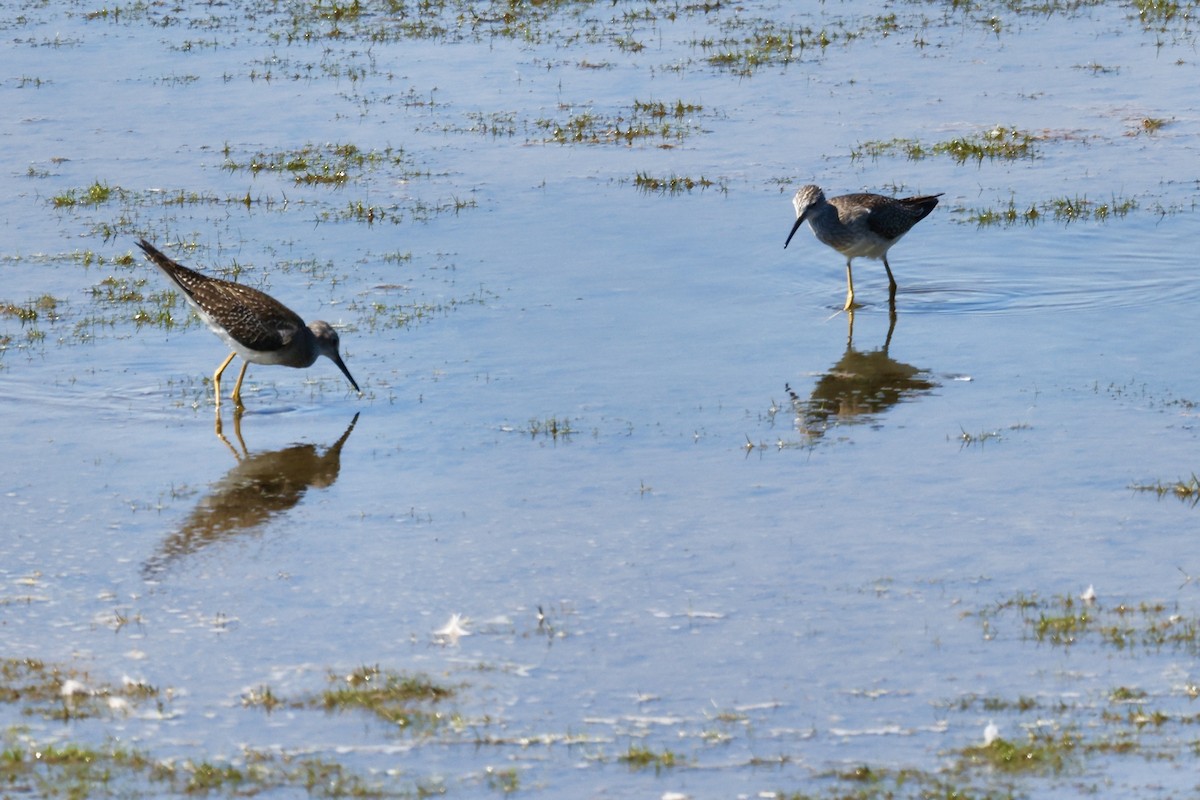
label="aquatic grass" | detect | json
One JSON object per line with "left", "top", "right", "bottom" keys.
{"left": 973, "top": 593, "right": 1200, "bottom": 653}
{"left": 85, "top": 273, "right": 184, "bottom": 330}
{"left": 454, "top": 109, "right": 520, "bottom": 137}
{"left": 1047, "top": 193, "right": 1136, "bottom": 221}
{"left": 1104, "top": 704, "right": 1171, "bottom": 729}
{"left": 152, "top": 187, "right": 277, "bottom": 208}
{"left": 244, "top": 666, "right": 456, "bottom": 734}
{"left": 51, "top": 179, "right": 118, "bottom": 208}
{"left": 957, "top": 729, "right": 1080, "bottom": 774}
{"left": 1101, "top": 378, "right": 1200, "bottom": 412}
{"left": 850, "top": 136, "right": 920, "bottom": 161}
{"left": 319, "top": 194, "right": 474, "bottom": 225}
{"left": 380, "top": 250, "right": 413, "bottom": 264}
{"left": 535, "top": 98, "right": 708, "bottom": 146}
{"left": 222, "top": 141, "right": 412, "bottom": 186}
{"left": 291, "top": 756, "right": 393, "bottom": 798}
{"left": 0, "top": 295, "right": 60, "bottom": 324}
{"left": 631, "top": 98, "right": 703, "bottom": 118}
{"left": 277, "top": 0, "right": 641, "bottom": 45}
{"left": 693, "top": 14, "right": 888, "bottom": 76}
{"left": 853, "top": 126, "right": 1040, "bottom": 164}
{"left": 184, "top": 761, "right": 247, "bottom": 793}
{"left": 282, "top": 0, "right": 367, "bottom": 40}
{"left": 80, "top": 4, "right": 150, "bottom": 23}
{"left": 804, "top": 678, "right": 1200, "bottom": 795}
{"left": 0, "top": 733, "right": 397, "bottom": 798}
{"left": 1130, "top": 473, "right": 1200, "bottom": 505}
{"left": 792, "top": 763, "right": 1029, "bottom": 799}
{"left": 942, "top": 693, "right": 1042, "bottom": 712}
{"left": 1034, "top": 607, "right": 1091, "bottom": 644}
{"left": 353, "top": 284, "right": 495, "bottom": 332}
{"left": 525, "top": 416, "right": 575, "bottom": 439}
{"left": 619, "top": 743, "right": 679, "bottom": 770}
{"left": 614, "top": 34, "right": 646, "bottom": 51}
{"left": 313, "top": 0, "right": 364, "bottom": 24}
{"left": 1131, "top": 0, "right": 1200, "bottom": 33}
{"left": 953, "top": 422, "right": 1031, "bottom": 447}
{"left": 1137, "top": 116, "right": 1170, "bottom": 134}
{"left": 1075, "top": 60, "right": 1120, "bottom": 74}
{"left": 324, "top": 664, "right": 452, "bottom": 702}
{"left": 631, "top": 172, "right": 727, "bottom": 194}
{"left": 0, "top": 739, "right": 154, "bottom": 799}
{"left": 1104, "top": 604, "right": 1200, "bottom": 651}
{"left": 241, "top": 685, "right": 285, "bottom": 713}
{"left": 485, "top": 765, "right": 520, "bottom": 792}
{"left": 1110, "top": 685, "right": 1149, "bottom": 702}
{"left": 963, "top": 193, "right": 1138, "bottom": 226}
{"left": 1135, "top": 0, "right": 1181, "bottom": 23}
{"left": 0, "top": 293, "right": 62, "bottom": 351}
{"left": 88, "top": 275, "right": 148, "bottom": 305}
{"left": 0, "top": 657, "right": 164, "bottom": 721}
{"left": 261, "top": 0, "right": 927, "bottom": 57}
{"left": 236, "top": 665, "right": 459, "bottom": 734}
{"left": 936, "top": 126, "right": 1039, "bottom": 162}
{"left": 964, "top": 196, "right": 1041, "bottom": 226}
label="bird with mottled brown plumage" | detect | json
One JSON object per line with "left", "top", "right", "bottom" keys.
{"left": 137, "top": 239, "right": 360, "bottom": 408}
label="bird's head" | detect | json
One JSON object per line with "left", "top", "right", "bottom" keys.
{"left": 309, "top": 320, "right": 361, "bottom": 395}
{"left": 785, "top": 184, "right": 825, "bottom": 249}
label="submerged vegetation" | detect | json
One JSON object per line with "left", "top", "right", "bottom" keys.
{"left": 243, "top": 665, "right": 456, "bottom": 734}
{"left": 962, "top": 193, "right": 1139, "bottom": 226}
{"left": 953, "top": 421, "right": 1032, "bottom": 446}
{"left": 974, "top": 592, "right": 1200, "bottom": 653}
{"left": 221, "top": 141, "right": 414, "bottom": 186}
{"left": 0, "top": 657, "right": 163, "bottom": 721}
{"left": 853, "top": 126, "right": 1043, "bottom": 164}
{"left": 0, "top": 733, "right": 408, "bottom": 798}
{"left": 631, "top": 171, "right": 727, "bottom": 194}
{"left": 52, "top": 180, "right": 118, "bottom": 208}
{"left": 534, "top": 99, "right": 707, "bottom": 146}
{"left": 317, "top": 665, "right": 454, "bottom": 729}
{"left": 619, "top": 743, "right": 680, "bottom": 770}
{"left": 1131, "top": 473, "right": 1200, "bottom": 505}
{"left": 8, "top": 577, "right": 1200, "bottom": 799}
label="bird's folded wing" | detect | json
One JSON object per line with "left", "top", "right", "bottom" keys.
{"left": 199, "top": 282, "right": 304, "bottom": 353}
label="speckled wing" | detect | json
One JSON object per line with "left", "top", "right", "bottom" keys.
{"left": 190, "top": 279, "right": 305, "bottom": 354}
{"left": 137, "top": 239, "right": 304, "bottom": 354}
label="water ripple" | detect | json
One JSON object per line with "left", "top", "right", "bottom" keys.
{"left": 901, "top": 269, "right": 1200, "bottom": 314}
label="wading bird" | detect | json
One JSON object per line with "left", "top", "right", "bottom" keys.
{"left": 785, "top": 185, "right": 942, "bottom": 310}
{"left": 137, "top": 239, "right": 360, "bottom": 407}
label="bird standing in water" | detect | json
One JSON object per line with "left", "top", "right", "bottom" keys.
{"left": 137, "top": 239, "right": 360, "bottom": 407}
{"left": 784, "top": 185, "right": 942, "bottom": 310}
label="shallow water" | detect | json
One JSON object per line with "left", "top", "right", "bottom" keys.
{"left": 4, "top": 1, "right": 1200, "bottom": 797}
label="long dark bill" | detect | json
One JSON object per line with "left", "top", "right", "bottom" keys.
{"left": 784, "top": 213, "right": 806, "bottom": 249}
{"left": 330, "top": 351, "right": 361, "bottom": 394}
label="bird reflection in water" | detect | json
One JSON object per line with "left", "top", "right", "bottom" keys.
{"left": 789, "top": 311, "right": 937, "bottom": 438}
{"left": 143, "top": 412, "right": 360, "bottom": 577}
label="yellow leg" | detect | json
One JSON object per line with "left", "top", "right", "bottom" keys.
{"left": 230, "top": 361, "right": 250, "bottom": 407}
{"left": 843, "top": 260, "right": 858, "bottom": 311}
{"left": 213, "top": 351, "right": 237, "bottom": 407}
